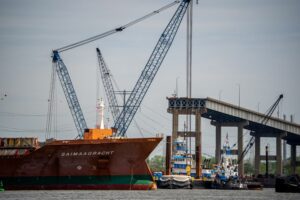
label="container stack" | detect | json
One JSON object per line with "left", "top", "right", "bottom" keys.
{"left": 0, "top": 137, "right": 39, "bottom": 156}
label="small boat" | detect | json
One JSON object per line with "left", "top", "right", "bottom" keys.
{"left": 275, "top": 175, "right": 300, "bottom": 193}
{"left": 245, "top": 180, "right": 263, "bottom": 190}
{"left": 171, "top": 137, "right": 211, "bottom": 177}
{"left": 157, "top": 175, "right": 192, "bottom": 189}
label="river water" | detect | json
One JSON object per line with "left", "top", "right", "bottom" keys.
{"left": 1, "top": 188, "right": 300, "bottom": 200}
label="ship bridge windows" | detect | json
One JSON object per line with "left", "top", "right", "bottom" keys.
{"left": 174, "top": 158, "right": 185, "bottom": 162}
{"left": 173, "top": 163, "right": 187, "bottom": 169}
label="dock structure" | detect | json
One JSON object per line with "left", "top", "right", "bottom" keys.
{"left": 167, "top": 97, "right": 300, "bottom": 177}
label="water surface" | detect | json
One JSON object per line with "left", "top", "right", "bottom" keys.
{"left": 1, "top": 188, "right": 300, "bottom": 200}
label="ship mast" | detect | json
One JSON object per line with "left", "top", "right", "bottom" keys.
{"left": 186, "top": 0, "right": 193, "bottom": 167}
{"left": 96, "top": 98, "right": 105, "bottom": 129}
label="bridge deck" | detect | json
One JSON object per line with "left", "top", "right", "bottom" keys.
{"left": 167, "top": 97, "right": 300, "bottom": 145}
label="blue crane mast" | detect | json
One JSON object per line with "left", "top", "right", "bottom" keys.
{"left": 50, "top": 1, "right": 180, "bottom": 138}
{"left": 113, "top": 0, "right": 191, "bottom": 137}
{"left": 96, "top": 48, "right": 120, "bottom": 123}
{"left": 96, "top": 48, "right": 145, "bottom": 136}
{"left": 52, "top": 51, "right": 88, "bottom": 138}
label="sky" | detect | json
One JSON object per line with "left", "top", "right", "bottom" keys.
{"left": 0, "top": 0, "right": 300, "bottom": 158}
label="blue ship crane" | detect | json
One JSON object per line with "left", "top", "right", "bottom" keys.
{"left": 52, "top": 51, "right": 88, "bottom": 138}
{"left": 50, "top": 1, "right": 180, "bottom": 138}
{"left": 96, "top": 48, "right": 120, "bottom": 123}
{"left": 113, "top": 0, "right": 191, "bottom": 137}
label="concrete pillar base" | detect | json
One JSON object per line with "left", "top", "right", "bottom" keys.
{"left": 238, "top": 124, "right": 244, "bottom": 177}
{"left": 171, "top": 111, "right": 178, "bottom": 156}
{"left": 276, "top": 135, "right": 282, "bottom": 175}
{"left": 291, "top": 144, "right": 296, "bottom": 174}
{"left": 254, "top": 136, "right": 260, "bottom": 176}
{"left": 195, "top": 112, "right": 202, "bottom": 178}
{"left": 215, "top": 124, "right": 221, "bottom": 164}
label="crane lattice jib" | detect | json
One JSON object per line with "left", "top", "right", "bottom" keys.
{"left": 238, "top": 94, "right": 283, "bottom": 163}
{"left": 96, "top": 48, "right": 120, "bottom": 123}
{"left": 113, "top": 0, "right": 190, "bottom": 137}
{"left": 52, "top": 50, "right": 88, "bottom": 138}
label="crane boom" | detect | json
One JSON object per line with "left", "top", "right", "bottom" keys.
{"left": 96, "top": 48, "right": 146, "bottom": 136}
{"left": 238, "top": 94, "right": 283, "bottom": 163}
{"left": 113, "top": 0, "right": 191, "bottom": 137}
{"left": 52, "top": 50, "right": 88, "bottom": 138}
{"left": 50, "top": 1, "right": 182, "bottom": 139}
{"left": 55, "top": 1, "right": 180, "bottom": 53}
{"left": 96, "top": 48, "right": 120, "bottom": 123}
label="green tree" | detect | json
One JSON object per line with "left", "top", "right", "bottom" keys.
{"left": 259, "top": 162, "right": 276, "bottom": 175}
{"left": 244, "top": 162, "right": 254, "bottom": 175}
{"left": 147, "top": 155, "right": 165, "bottom": 172}
{"left": 283, "top": 157, "right": 300, "bottom": 175}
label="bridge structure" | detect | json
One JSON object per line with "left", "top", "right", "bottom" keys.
{"left": 167, "top": 97, "right": 300, "bottom": 177}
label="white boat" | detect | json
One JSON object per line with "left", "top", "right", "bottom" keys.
{"left": 157, "top": 175, "right": 192, "bottom": 189}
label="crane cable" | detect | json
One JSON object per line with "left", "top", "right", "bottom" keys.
{"left": 55, "top": 1, "right": 180, "bottom": 53}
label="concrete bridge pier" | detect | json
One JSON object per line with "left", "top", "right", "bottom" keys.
{"left": 167, "top": 98, "right": 206, "bottom": 179}
{"left": 215, "top": 123, "right": 221, "bottom": 164}
{"left": 254, "top": 135, "right": 260, "bottom": 176}
{"left": 238, "top": 124, "right": 245, "bottom": 177}
{"left": 291, "top": 144, "right": 296, "bottom": 174}
{"left": 253, "top": 132, "right": 286, "bottom": 176}
{"left": 171, "top": 110, "right": 179, "bottom": 155}
{"left": 195, "top": 111, "right": 202, "bottom": 178}
{"left": 169, "top": 110, "right": 205, "bottom": 178}
{"left": 290, "top": 144, "right": 300, "bottom": 174}
{"left": 276, "top": 134, "right": 282, "bottom": 175}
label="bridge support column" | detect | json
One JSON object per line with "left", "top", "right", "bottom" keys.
{"left": 215, "top": 124, "right": 221, "bottom": 164}
{"left": 238, "top": 124, "right": 244, "bottom": 177}
{"left": 276, "top": 135, "right": 282, "bottom": 175}
{"left": 254, "top": 136, "right": 260, "bottom": 176}
{"left": 291, "top": 144, "right": 296, "bottom": 174}
{"left": 172, "top": 111, "right": 178, "bottom": 156}
{"left": 195, "top": 112, "right": 202, "bottom": 178}
{"left": 283, "top": 140, "right": 287, "bottom": 172}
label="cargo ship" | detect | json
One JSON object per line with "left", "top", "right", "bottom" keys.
{"left": 0, "top": 99, "right": 162, "bottom": 190}
{"left": 0, "top": 135, "right": 162, "bottom": 190}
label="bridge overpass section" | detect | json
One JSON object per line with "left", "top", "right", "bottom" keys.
{"left": 167, "top": 97, "right": 300, "bottom": 177}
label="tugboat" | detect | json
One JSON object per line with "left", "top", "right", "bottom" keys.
{"left": 171, "top": 137, "right": 195, "bottom": 176}
{"left": 210, "top": 134, "right": 247, "bottom": 190}
{"left": 157, "top": 137, "right": 193, "bottom": 189}
{"left": 158, "top": 134, "right": 249, "bottom": 190}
